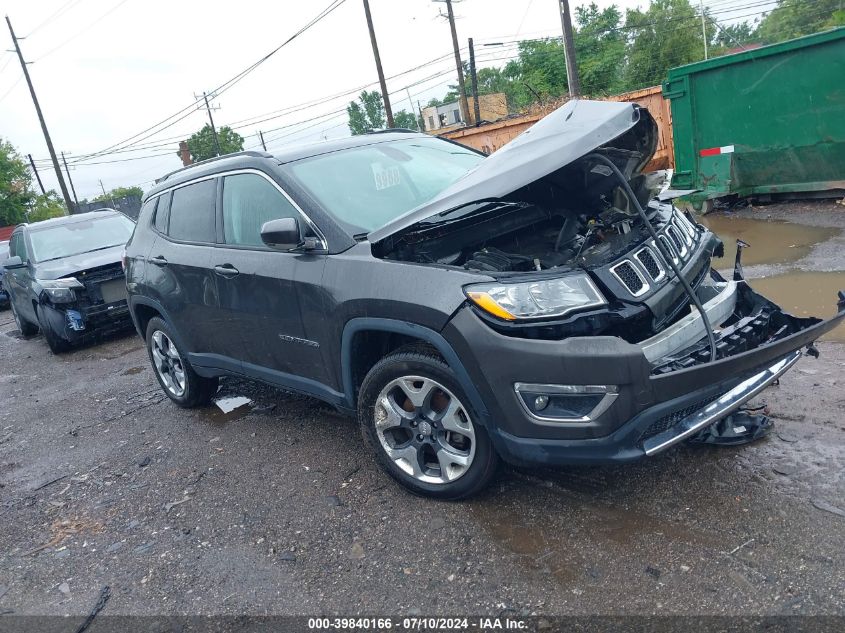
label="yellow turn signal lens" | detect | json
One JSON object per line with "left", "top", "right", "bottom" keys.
{"left": 466, "top": 291, "right": 517, "bottom": 321}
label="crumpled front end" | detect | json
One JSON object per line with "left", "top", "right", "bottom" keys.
{"left": 38, "top": 262, "right": 132, "bottom": 345}
{"left": 440, "top": 243, "right": 845, "bottom": 466}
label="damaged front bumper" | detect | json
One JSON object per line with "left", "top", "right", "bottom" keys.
{"left": 442, "top": 273, "right": 845, "bottom": 466}
{"left": 39, "top": 299, "right": 132, "bottom": 344}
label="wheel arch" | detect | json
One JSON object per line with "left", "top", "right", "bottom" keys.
{"left": 340, "top": 318, "right": 489, "bottom": 424}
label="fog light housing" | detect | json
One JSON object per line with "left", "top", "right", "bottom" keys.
{"left": 514, "top": 383, "right": 618, "bottom": 422}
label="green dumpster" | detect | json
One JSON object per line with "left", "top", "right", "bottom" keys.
{"left": 662, "top": 27, "right": 845, "bottom": 210}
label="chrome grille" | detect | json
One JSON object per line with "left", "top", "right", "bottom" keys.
{"left": 610, "top": 260, "right": 648, "bottom": 296}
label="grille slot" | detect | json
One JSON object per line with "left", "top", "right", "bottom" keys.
{"left": 673, "top": 218, "right": 693, "bottom": 246}
{"left": 639, "top": 394, "right": 721, "bottom": 443}
{"left": 667, "top": 226, "right": 688, "bottom": 256}
{"left": 610, "top": 260, "right": 648, "bottom": 296}
{"left": 658, "top": 235, "right": 679, "bottom": 264}
{"left": 635, "top": 247, "right": 665, "bottom": 282}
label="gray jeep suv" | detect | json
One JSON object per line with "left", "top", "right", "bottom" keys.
{"left": 124, "top": 100, "right": 844, "bottom": 499}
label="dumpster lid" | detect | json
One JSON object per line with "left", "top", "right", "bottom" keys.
{"left": 369, "top": 99, "right": 657, "bottom": 243}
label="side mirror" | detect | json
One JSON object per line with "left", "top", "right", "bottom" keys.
{"left": 2, "top": 256, "right": 24, "bottom": 270}
{"left": 260, "top": 217, "right": 301, "bottom": 251}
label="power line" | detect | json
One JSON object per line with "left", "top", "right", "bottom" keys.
{"left": 25, "top": 0, "right": 85, "bottom": 37}
{"left": 73, "top": 0, "right": 349, "bottom": 163}
{"left": 35, "top": 0, "right": 131, "bottom": 61}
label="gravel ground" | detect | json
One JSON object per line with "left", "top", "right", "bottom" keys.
{"left": 1, "top": 200, "right": 844, "bottom": 618}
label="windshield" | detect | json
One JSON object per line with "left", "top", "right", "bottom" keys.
{"left": 286, "top": 137, "right": 484, "bottom": 233}
{"left": 29, "top": 214, "right": 135, "bottom": 263}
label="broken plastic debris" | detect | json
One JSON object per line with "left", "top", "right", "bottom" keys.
{"left": 213, "top": 396, "right": 252, "bottom": 414}
{"left": 687, "top": 411, "right": 773, "bottom": 446}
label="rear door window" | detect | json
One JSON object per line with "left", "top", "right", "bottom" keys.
{"left": 167, "top": 179, "right": 216, "bottom": 243}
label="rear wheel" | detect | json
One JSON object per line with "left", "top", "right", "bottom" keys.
{"left": 146, "top": 316, "right": 218, "bottom": 407}
{"left": 10, "top": 299, "right": 38, "bottom": 337}
{"left": 358, "top": 347, "right": 498, "bottom": 500}
{"left": 36, "top": 307, "right": 71, "bottom": 354}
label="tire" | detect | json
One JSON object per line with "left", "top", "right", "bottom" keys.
{"left": 36, "top": 306, "right": 71, "bottom": 354}
{"left": 358, "top": 346, "right": 499, "bottom": 500}
{"left": 10, "top": 299, "right": 38, "bottom": 337}
{"left": 145, "top": 316, "right": 218, "bottom": 408}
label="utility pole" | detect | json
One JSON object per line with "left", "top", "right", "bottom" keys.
{"left": 60, "top": 152, "right": 78, "bottom": 210}
{"left": 258, "top": 130, "right": 267, "bottom": 151}
{"left": 557, "top": 0, "right": 581, "bottom": 97}
{"left": 196, "top": 91, "right": 221, "bottom": 157}
{"left": 6, "top": 16, "right": 74, "bottom": 214}
{"left": 99, "top": 179, "right": 107, "bottom": 197}
{"left": 438, "top": 0, "right": 470, "bottom": 125}
{"left": 362, "top": 0, "right": 394, "bottom": 128}
{"left": 27, "top": 154, "right": 45, "bottom": 195}
{"left": 417, "top": 100, "right": 425, "bottom": 131}
{"left": 468, "top": 37, "right": 481, "bottom": 126}
{"left": 699, "top": 0, "right": 709, "bottom": 60}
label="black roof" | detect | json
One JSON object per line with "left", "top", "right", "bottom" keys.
{"left": 144, "top": 131, "right": 428, "bottom": 200}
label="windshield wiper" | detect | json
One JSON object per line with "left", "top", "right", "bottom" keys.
{"left": 436, "top": 198, "right": 529, "bottom": 218}
{"left": 36, "top": 244, "right": 123, "bottom": 263}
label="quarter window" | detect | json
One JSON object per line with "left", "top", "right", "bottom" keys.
{"left": 222, "top": 173, "right": 302, "bottom": 247}
{"left": 168, "top": 179, "right": 216, "bottom": 243}
{"left": 153, "top": 193, "right": 170, "bottom": 233}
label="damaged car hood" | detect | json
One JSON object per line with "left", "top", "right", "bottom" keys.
{"left": 369, "top": 99, "right": 657, "bottom": 243}
{"left": 34, "top": 245, "right": 125, "bottom": 280}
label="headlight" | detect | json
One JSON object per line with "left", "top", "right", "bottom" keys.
{"left": 38, "top": 277, "right": 84, "bottom": 304}
{"left": 465, "top": 274, "right": 607, "bottom": 321}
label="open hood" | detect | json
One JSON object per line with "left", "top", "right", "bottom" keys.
{"left": 369, "top": 99, "right": 657, "bottom": 244}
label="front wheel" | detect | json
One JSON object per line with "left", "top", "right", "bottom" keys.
{"left": 10, "top": 299, "right": 38, "bottom": 337}
{"left": 146, "top": 316, "right": 218, "bottom": 408}
{"left": 358, "top": 347, "right": 498, "bottom": 500}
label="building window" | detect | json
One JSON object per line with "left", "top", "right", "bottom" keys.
{"left": 428, "top": 116, "right": 435, "bottom": 130}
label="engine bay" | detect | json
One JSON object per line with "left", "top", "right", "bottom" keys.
{"left": 377, "top": 153, "right": 669, "bottom": 275}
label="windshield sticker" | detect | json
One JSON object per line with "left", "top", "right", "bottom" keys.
{"left": 372, "top": 164, "right": 401, "bottom": 191}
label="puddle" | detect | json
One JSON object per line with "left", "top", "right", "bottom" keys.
{"left": 700, "top": 215, "right": 839, "bottom": 267}
{"left": 747, "top": 271, "right": 845, "bottom": 342}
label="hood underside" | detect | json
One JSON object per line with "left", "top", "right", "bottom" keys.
{"left": 369, "top": 99, "right": 657, "bottom": 244}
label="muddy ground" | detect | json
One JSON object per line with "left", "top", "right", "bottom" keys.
{"left": 1, "top": 202, "right": 844, "bottom": 617}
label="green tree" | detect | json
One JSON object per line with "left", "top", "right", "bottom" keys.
{"left": 574, "top": 3, "right": 626, "bottom": 95}
{"left": 185, "top": 124, "right": 244, "bottom": 163}
{"left": 624, "top": 0, "right": 711, "bottom": 90}
{"left": 393, "top": 110, "right": 420, "bottom": 131}
{"left": 347, "top": 90, "right": 387, "bottom": 135}
{"left": 93, "top": 185, "right": 143, "bottom": 202}
{"left": 0, "top": 138, "right": 35, "bottom": 227}
{"left": 712, "top": 21, "right": 758, "bottom": 49}
{"left": 28, "top": 191, "right": 66, "bottom": 222}
{"left": 757, "top": 0, "right": 845, "bottom": 43}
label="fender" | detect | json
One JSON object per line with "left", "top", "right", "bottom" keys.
{"left": 341, "top": 317, "right": 490, "bottom": 424}
{"left": 128, "top": 295, "right": 190, "bottom": 353}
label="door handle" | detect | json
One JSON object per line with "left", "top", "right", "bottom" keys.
{"left": 149, "top": 256, "right": 168, "bottom": 267}
{"left": 214, "top": 264, "right": 239, "bottom": 278}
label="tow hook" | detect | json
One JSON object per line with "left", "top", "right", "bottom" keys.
{"left": 805, "top": 344, "right": 820, "bottom": 358}
{"left": 733, "top": 239, "right": 750, "bottom": 281}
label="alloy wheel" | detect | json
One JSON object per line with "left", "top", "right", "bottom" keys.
{"left": 150, "top": 330, "right": 186, "bottom": 397}
{"left": 374, "top": 376, "right": 476, "bottom": 484}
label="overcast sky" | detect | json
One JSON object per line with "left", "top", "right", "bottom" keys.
{"left": 0, "top": 0, "right": 768, "bottom": 201}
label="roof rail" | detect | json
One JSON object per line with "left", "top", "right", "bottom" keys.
{"left": 155, "top": 150, "right": 274, "bottom": 184}
{"left": 366, "top": 128, "right": 420, "bottom": 135}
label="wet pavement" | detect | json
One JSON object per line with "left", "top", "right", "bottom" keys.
{"left": 702, "top": 200, "right": 845, "bottom": 341}
{"left": 1, "top": 200, "right": 844, "bottom": 617}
